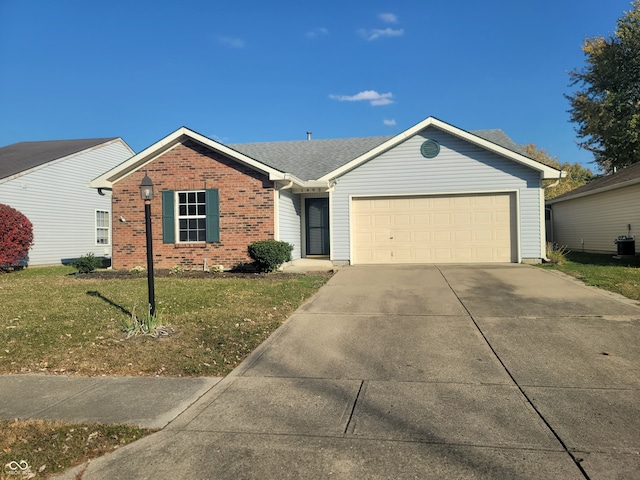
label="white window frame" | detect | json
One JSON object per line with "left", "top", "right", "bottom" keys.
{"left": 176, "top": 190, "right": 207, "bottom": 243}
{"left": 95, "top": 210, "right": 111, "bottom": 246}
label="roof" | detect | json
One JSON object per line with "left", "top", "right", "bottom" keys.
{"left": 0, "top": 138, "right": 120, "bottom": 180}
{"left": 229, "top": 136, "right": 392, "bottom": 181}
{"left": 547, "top": 161, "right": 640, "bottom": 204}
{"left": 89, "top": 116, "right": 564, "bottom": 189}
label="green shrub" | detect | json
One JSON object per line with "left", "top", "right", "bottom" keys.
{"left": 72, "top": 253, "right": 104, "bottom": 273}
{"left": 248, "top": 240, "right": 294, "bottom": 272}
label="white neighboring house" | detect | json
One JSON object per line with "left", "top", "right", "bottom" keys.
{"left": 546, "top": 162, "right": 640, "bottom": 254}
{"left": 0, "top": 138, "right": 134, "bottom": 266}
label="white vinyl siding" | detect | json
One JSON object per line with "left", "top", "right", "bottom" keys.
{"left": 0, "top": 141, "right": 131, "bottom": 265}
{"left": 331, "top": 128, "right": 543, "bottom": 263}
{"left": 550, "top": 183, "right": 640, "bottom": 253}
{"left": 278, "top": 189, "right": 302, "bottom": 260}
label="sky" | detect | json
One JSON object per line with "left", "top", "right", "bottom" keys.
{"left": 0, "top": 0, "right": 634, "bottom": 172}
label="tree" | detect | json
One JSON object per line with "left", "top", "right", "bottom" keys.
{"left": 521, "top": 144, "right": 595, "bottom": 199}
{"left": 567, "top": 1, "right": 640, "bottom": 172}
{"left": 0, "top": 204, "right": 34, "bottom": 268}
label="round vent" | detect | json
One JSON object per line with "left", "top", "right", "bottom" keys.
{"left": 420, "top": 139, "right": 440, "bottom": 158}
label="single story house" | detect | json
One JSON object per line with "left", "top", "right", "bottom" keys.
{"left": 546, "top": 162, "right": 640, "bottom": 254}
{"left": 89, "top": 116, "right": 563, "bottom": 270}
{"left": 0, "top": 138, "right": 134, "bottom": 265}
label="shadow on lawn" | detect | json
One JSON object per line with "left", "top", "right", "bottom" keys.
{"left": 87, "top": 290, "right": 133, "bottom": 317}
{"left": 566, "top": 251, "right": 640, "bottom": 268}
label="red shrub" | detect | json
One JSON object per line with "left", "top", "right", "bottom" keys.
{"left": 0, "top": 204, "right": 34, "bottom": 267}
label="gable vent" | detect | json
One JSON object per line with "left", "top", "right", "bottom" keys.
{"left": 420, "top": 139, "right": 440, "bottom": 158}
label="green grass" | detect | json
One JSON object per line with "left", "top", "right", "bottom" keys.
{"left": 540, "top": 251, "right": 640, "bottom": 301}
{"left": 0, "top": 267, "right": 330, "bottom": 376}
{"left": 0, "top": 419, "right": 153, "bottom": 479}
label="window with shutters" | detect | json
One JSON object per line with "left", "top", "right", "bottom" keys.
{"left": 162, "top": 189, "right": 220, "bottom": 244}
{"left": 178, "top": 190, "right": 206, "bottom": 242}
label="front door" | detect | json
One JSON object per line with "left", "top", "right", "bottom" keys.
{"left": 305, "top": 198, "right": 330, "bottom": 256}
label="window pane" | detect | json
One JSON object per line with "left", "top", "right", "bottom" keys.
{"left": 188, "top": 219, "right": 198, "bottom": 229}
{"left": 179, "top": 192, "right": 186, "bottom": 203}
{"left": 197, "top": 219, "right": 206, "bottom": 230}
{"left": 188, "top": 205, "right": 196, "bottom": 215}
{"left": 188, "top": 192, "right": 196, "bottom": 203}
{"left": 179, "top": 205, "right": 187, "bottom": 215}
{"left": 197, "top": 191, "right": 205, "bottom": 203}
{"left": 188, "top": 230, "right": 198, "bottom": 241}
{"left": 179, "top": 219, "right": 187, "bottom": 229}
{"left": 197, "top": 205, "right": 206, "bottom": 215}
{"left": 179, "top": 231, "right": 187, "bottom": 242}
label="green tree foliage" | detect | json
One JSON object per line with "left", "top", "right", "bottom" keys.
{"left": 521, "top": 144, "right": 595, "bottom": 199}
{"left": 567, "top": 1, "right": 640, "bottom": 172}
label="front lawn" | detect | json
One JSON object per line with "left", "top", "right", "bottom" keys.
{"left": 0, "top": 266, "right": 330, "bottom": 376}
{"left": 540, "top": 252, "right": 640, "bottom": 301}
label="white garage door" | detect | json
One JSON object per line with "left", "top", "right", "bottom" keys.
{"left": 352, "top": 194, "right": 515, "bottom": 264}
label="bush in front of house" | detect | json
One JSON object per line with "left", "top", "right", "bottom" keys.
{"left": 72, "top": 253, "right": 104, "bottom": 273}
{"left": 0, "top": 203, "right": 34, "bottom": 269}
{"left": 248, "top": 240, "right": 294, "bottom": 272}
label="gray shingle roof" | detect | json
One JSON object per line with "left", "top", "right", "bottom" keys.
{"left": 549, "top": 161, "right": 640, "bottom": 202}
{"left": 229, "top": 129, "right": 523, "bottom": 181}
{"left": 0, "top": 138, "right": 116, "bottom": 180}
{"left": 228, "top": 136, "right": 393, "bottom": 181}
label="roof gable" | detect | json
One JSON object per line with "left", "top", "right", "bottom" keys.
{"left": 548, "top": 162, "right": 640, "bottom": 204}
{"left": 0, "top": 138, "right": 125, "bottom": 180}
{"left": 317, "top": 117, "right": 563, "bottom": 181}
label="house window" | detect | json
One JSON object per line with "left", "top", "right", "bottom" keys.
{"left": 162, "top": 189, "right": 220, "bottom": 244}
{"left": 96, "top": 210, "right": 110, "bottom": 245}
{"left": 178, "top": 191, "right": 206, "bottom": 242}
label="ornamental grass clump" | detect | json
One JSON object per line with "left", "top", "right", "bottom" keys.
{"left": 248, "top": 240, "right": 293, "bottom": 272}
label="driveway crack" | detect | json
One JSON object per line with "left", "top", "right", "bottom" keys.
{"left": 435, "top": 265, "right": 592, "bottom": 480}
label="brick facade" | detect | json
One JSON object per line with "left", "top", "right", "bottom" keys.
{"left": 112, "top": 140, "right": 275, "bottom": 270}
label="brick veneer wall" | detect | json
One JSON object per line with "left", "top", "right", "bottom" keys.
{"left": 112, "top": 140, "right": 275, "bottom": 270}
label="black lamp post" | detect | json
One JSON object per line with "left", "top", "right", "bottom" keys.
{"left": 140, "top": 173, "right": 156, "bottom": 317}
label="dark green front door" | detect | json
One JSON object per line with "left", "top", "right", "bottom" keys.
{"left": 305, "top": 198, "right": 330, "bottom": 256}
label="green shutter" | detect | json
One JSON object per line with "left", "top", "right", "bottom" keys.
{"left": 162, "top": 190, "right": 175, "bottom": 244}
{"left": 206, "top": 189, "right": 220, "bottom": 242}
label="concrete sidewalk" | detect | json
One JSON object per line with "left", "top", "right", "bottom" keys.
{"left": 0, "top": 375, "right": 220, "bottom": 429}
{"left": 42, "top": 264, "right": 640, "bottom": 478}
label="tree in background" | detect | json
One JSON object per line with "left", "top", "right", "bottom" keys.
{"left": 521, "top": 144, "right": 595, "bottom": 200}
{"left": 566, "top": 1, "right": 640, "bottom": 172}
{"left": 0, "top": 204, "right": 34, "bottom": 268}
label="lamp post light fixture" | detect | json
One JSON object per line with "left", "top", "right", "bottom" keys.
{"left": 139, "top": 172, "right": 156, "bottom": 317}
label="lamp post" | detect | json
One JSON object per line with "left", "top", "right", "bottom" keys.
{"left": 139, "top": 173, "right": 156, "bottom": 317}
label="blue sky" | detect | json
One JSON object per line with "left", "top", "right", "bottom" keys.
{"left": 0, "top": 1, "right": 632, "bottom": 172}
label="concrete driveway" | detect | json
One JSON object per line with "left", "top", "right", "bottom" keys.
{"left": 60, "top": 264, "right": 640, "bottom": 480}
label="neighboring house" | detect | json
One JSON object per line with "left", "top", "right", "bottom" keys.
{"left": 89, "top": 116, "right": 563, "bottom": 270}
{"left": 547, "top": 162, "right": 640, "bottom": 254}
{"left": 0, "top": 138, "right": 134, "bottom": 266}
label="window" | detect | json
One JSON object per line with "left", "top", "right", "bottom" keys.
{"left": 96, "top": 210, "right": 110, "bottom": 245}
{"left": 178, "top": 191, "right": 206, "bottom": 242}
{"left": 162, "top": 189, "right": 220, "bottom": 244}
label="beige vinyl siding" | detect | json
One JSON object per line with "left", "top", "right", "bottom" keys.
{"left": 331, "top": 128, "right": 543, "bottom": 263}
{"left": 0, "top": 141, "right": 131, "bottom": 265}
{"left": 551, "top": 184, "right": 640, "bottom": 253}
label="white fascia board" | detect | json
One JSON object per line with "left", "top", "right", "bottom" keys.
{"left": 88, "top": 127, "right": 290, "bottom": 190}
{"left": 546, "top": 177, "right": 640, "bottom": 205}
{"left": 318, "top": 116, "right": 565, "bottom": 181}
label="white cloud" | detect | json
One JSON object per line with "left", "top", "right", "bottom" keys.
{"left": 358, "top": 27, "right": 404, "bottom": 41}
{"left": 306, "top": 27, "right": 328, "bottom": 39}
{"left": 378, "top": 13, "right": 398, "bottom": 23}
{"left": 329, "top": 90, "right": 394, "bottom": 106}
{"left": 383, "top": 119, "right": 397, "bottom": 126}
{"left": 218, "top": 36, "right": 246, "bottom": 48}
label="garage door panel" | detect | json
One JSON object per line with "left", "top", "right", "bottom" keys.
{"left": 352, "top": 193, "right": 515, "bottom": 264}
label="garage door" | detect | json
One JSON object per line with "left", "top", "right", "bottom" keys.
{"left": 352, "top": 194, "right": 515, "bottom": 264}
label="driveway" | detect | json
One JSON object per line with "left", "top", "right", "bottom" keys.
{"left": 59, "top": 264, "right": 640, "bottom": 480}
